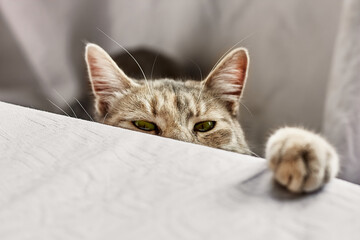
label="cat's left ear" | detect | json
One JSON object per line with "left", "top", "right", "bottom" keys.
{"left": 85, "top": 43, "right": 138, "bottom": 117}
{"left": 203, "top": 48, "right": 249, "bottom": 115}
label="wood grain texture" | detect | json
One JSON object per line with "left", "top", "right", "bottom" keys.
{"left": 0, "top": 101, "right": 359, "bottom": 239}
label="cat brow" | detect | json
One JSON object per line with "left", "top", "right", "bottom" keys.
{"left": 96, "top": 27, "right": 153, "bottom": 95}
{"left": 186, "top": 57, "right": 203, "bottom": 80}
{"left": 150, "top": 54, "right": 159, "bottom": 79}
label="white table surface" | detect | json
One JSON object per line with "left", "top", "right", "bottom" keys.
{"left": 0, "top": 101, "right": 359, "bottom": 240}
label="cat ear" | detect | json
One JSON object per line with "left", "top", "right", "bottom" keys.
{"left": 85, "top": 43, "right": 137, "bottom": 116}
{"left": 204, "top": 48, "right": 249, "bottom": 115}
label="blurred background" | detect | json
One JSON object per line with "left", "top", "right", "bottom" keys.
{"left": 0, "top": 0, "right": 359, "bottom": 184}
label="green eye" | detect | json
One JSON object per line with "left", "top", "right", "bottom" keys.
{"left": 194, "top": 121, "right": 216, "bottom": 132}
{"left": 133, "top": 120, "right": 157, "bottom": 131}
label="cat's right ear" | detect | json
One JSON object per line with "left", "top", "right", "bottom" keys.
{"left": 203, "top": 48, "right": 249, "bottom": 116}
{"left": 85, "top": 43, "right": 138, "bottom": 116}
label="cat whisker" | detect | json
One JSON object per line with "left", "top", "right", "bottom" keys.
{"left": 187, "top": 58, "right": 203, "bottom": 80}
{"left": 47, "top": 99, "right": 70, "bottom": 117}
{"left": 197, "top": 33, "right": 255, "bottom": 104}
{"left": 54, "top": 89, "right": 77, "bottom": 118}
{"left": 239, "top": 101, "right": 253, "bottom": 117}
{"left": 148, "top": 74, "right": 155, "bottom": 94}
{"left": 189, "top": 57, "right": 204, "bottom": 104}
{"left": 247, "top": 149, "right": 260, "bottom": 158}
{"left": 196, "top": 81, "right": 206, "bottom": 103}
{"left": 209, "top": 32, "right": 256, "bottom": 73}
{"left": 74, "top": 97, "right": 94, "bottom": 121}
{"left": 102, "top": 112, "right": 109, "bottom": 124}
{"left": 96, "top": 28, "right": 153, "bottom": 95}
{"left": 150, "top": 54, "right": 159, "bottom": 79}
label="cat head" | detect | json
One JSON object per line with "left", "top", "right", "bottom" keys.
{"left": 85, "top": 43, "right": 250, "bottom": 154}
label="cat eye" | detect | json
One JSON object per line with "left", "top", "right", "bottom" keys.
{"left": 194, "top": 121, "right": 216, "bottom": 132}
{"left": 133, "top": 120, "right": 157, "bottom": 131}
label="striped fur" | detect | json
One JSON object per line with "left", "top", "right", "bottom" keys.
{"left": 86, "top": 44, "right": 250, "bottom": 154}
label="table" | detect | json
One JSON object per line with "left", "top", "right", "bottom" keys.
{"left": 0, "top": 101, "right": 359, "bottom": 239}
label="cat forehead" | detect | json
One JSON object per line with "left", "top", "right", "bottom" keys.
{"left": 135, "top": 78, "right": 201, "bottom": 93}
{"left": 111, "top": 78, "right": 228, "bottom": 120}
{"left": 132, "top": 79, "right": 221, "bottom": 109}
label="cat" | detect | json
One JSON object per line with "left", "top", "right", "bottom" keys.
{"left": 85, "top": 43, "right": 339, "bottom": 193}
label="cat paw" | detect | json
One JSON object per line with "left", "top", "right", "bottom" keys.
{"left": 265, "top": 127, "right": 339, "bottom": 193}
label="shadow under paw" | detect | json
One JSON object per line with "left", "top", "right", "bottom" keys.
{"left": 235, "top": 169, "right": 324, "bottom": 201}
